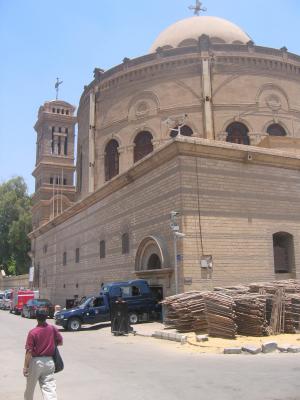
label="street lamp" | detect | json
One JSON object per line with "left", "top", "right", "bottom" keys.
{"left": 170, "top": 211, "right": 185, "bottom": 294}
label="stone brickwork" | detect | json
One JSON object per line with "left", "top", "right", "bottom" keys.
{"left": 76, "top": 42, "right": 300, "bottom": 200}
{"left": 32, "top": 100, "right": 77, "bottom": 228}
{"left": 30, "top": 138, "right": 300, "bottom": 306}
{"left": 0, "top": 274, "right": 29, "bottom": 290}
{"left": 180, "top": 153, "right": 300, "bottom": 292}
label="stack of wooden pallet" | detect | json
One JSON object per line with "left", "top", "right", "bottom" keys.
{"left": 249, "top": 281, "right": 300, "bottom": 334}
{"left": 162, "top": 280, "right": 300, "bottom": 338}
{"left": 234, "top": 294, "right": 270, "bottom": 336}
{"left": 203, "top": 292, "right": 237, "bottom": 339}
{"left": 285, "top": 294, "right": 300, "bottom": 333}
{"left": 249, "top": 280, "right": 300, "bottom": 295}
{"left": 162, "top": 291, "right": 207, "bottom": 332}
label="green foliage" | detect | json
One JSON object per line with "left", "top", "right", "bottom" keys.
{"left": 0, "top": 177, "right": 32, "bottom": 275}
{"left": 7, "top": 256, "right": 16, "bottom": 275}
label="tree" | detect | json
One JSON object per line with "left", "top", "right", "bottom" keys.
{"left": 0, "top": 177, "right": 32, "bottom": 275}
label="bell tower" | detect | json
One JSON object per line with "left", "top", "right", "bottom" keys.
{"left": 32, "top": 100, "right": 76, "bottom": 229}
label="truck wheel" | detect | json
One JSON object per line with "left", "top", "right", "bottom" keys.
{"left": 129, "top": 312, "right": 139, "bottom": 325}
{"left": 68, "top": 318, "right": 82, "bottom": 331}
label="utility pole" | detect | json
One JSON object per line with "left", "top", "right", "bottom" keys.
{"left": 170, "top": 211, "right": 185, "bottom": 294}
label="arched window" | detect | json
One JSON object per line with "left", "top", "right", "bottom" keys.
{"left": 99, "top": 240, "right": 106, "bottom": 259}
{"left": 105, "top": 140, "right": 119, "bottom": 181}
{"left": 77, "top": 146, "right": 83, "bottom": 192}
{"left": 147, "top": 254, "right": 161, "bottom": 270}
{"left": 64, "top": 135, "right": 68, "bottom": 155}
{"left": 267, "top": 123, "right": 287, "bottom": 136}
{"left": 273, "top": 232, "right": 295, "bottom": 274}
{"left": 170, "top": 125, "right": 193, "bottom": 138}
{"left": 226, "top": 122, "right": 250, "bottom": 145}
{"left": 122, "top": 233, "right": 130, "bottom": 254}
{"left": 134, "top": 131, "right": 153, "bottom": 163}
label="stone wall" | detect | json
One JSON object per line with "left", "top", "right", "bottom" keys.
{"left": 180, "top": 154, "right": 300, "bottom": 292}
{"left": 0, "top": 274, "right": 29, "bottom": 290}
{"left": 31, "top": 138, "right": 300, "bottom": 306}
{"left": 34, "top": 154, "right": 182, "bottom": 305}
{"left": 76, "top": 44, "right": 300, "bottom": 200}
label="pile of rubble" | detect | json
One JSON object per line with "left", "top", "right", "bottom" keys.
{"left": 161, "top": 279, "right": 300, "bottom": 338}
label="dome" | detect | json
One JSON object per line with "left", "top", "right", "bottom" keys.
{"left": 149, "top": 16, "right": 251, "bottom": 52}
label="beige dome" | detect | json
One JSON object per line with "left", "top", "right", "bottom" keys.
{"left": 149, "top": 16, "right": 251, "bottom": 52}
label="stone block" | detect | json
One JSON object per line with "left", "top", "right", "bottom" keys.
{"left": 287, "top": 346, "right": 300, "bottom": 353}
{"left": 242, "top": 345, "right": 262, "bottom": 355}
{"left": 262, "top": 342, "right": 278, "bottom": 353}
{"left": 152, "top": 331, "right": 187, "bottom": 344}
{"left": 224, "top": 347, "right": 242, "bottom": 354}
{"left": 168, "top": 333, "right": 177, "bottom": 341}
{"left": 196, "top": 334, "right": 209, "bottom": 342}
{"left": 180, "top": 335, "right": 187, "bottom": 344}
{"left": 277, "top": 344, "right": 290, "bottom": 353}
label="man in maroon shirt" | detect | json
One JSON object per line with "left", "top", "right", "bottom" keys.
{"left": 23, "top": 310, "right": 63, "bottom": 400}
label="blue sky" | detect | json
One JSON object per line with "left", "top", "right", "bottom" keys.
{"left": 0, "top": 0, "right": 299, "bottom": 194}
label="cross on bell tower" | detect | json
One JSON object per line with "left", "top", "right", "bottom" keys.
{"left": 188, "top": 0, "right": 207, "bottom": 16}
{"left": 55, "top": 78, "right": 63, "bottom": 100}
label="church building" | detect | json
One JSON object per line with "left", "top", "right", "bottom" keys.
{"left": 29, "top": 7, "right": 300, "bottom": 305}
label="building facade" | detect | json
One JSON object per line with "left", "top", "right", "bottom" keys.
{"left": 30, "top": 14, "right": 300, "bottom": 305}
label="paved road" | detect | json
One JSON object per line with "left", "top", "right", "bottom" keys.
{"left": 1, "top": 310, "right": 300, "bottom": 400}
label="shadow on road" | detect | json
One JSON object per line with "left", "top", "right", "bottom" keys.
{"left": 57, "top": 322, "right": 111, "bottom": 333}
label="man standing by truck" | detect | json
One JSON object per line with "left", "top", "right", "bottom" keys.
{"left": 23, "top": 310, "right": 63, "bottom": 400}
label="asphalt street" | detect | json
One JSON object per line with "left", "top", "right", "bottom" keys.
{"left": 1, "top": 310, "right": 300, "bottom": 400}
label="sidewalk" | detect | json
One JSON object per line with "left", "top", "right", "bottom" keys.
{"left": 133, "top": 322, "right": 300, "bottom": 354}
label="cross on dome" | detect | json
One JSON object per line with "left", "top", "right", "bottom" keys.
{"left": 188, "top": 0, "right": 207, "bottom": 16}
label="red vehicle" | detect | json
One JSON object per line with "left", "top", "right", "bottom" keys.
{"left": 22, "top": 299, "right": 55, "bottom": 319}
{"left": 10, "top": 289, "right": 39, "bottom": 315}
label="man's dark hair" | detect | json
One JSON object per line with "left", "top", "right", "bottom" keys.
{"left": 36, "top": 310, "right": 47, "bottom": 322}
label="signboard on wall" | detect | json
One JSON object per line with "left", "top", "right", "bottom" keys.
{"left": 29, "top": 267, "right": 34, "bottom": 282}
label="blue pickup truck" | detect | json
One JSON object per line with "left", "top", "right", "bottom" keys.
{"left": 55, "top": 279, "right": 160, "bottom": 331}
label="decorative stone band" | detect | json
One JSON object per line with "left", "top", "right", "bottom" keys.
{"left": 79, "top": 44, "right": 300, "bottom": 109}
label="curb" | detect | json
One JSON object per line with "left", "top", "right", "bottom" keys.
{"left": 142, "top": 331, "right": 300, "bottom": 355}
{"left": 152, "top": 331, "right": 187, "bottom": 343}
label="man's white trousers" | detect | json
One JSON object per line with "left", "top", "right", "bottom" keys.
{"left": 24, "top": 357, "right": 57, "bottom": 400}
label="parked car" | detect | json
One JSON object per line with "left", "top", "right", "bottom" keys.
{"left": 10, "top": 289, "right": 39, "bottom": 315}
{"left": 22, "top": 299, "right": 54, "bottom": 319}
{"left": 0, "top": 290, "right": 12, "bottom": 310}
{"left": 0, "top": 292, "right": 4, "bottom": 309}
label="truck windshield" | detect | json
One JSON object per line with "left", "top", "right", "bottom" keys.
{"left": 78, "top": 297, "right": 93, "bottom": 308}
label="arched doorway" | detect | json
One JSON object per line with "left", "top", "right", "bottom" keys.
{"left": 135, "top": 236, "right": 172, "bottom": 298}
{"left": 273, "top": 232, "right": 295, "bottom": 274}
{"left": 147, "top": 254, "right": 161, "bottom": 270}
{"left": 226, "top": 122, "right": 250, "bottom": 145}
